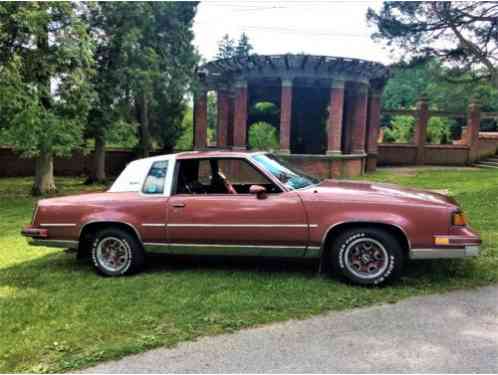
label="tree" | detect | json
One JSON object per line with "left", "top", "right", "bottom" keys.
{"left": 216, "top": 34, "right": 236, "bottom": 59}
{"left": 235, "top": 32, "right": 253, "bottom": 57}
{"left": 367, "top": 2, "right": 498, "bottom": 88}
{"left": 0, "top": 2, "right": 95, "bottom": 195}
{"left": 87, "top": 2, "right": 198, "bottom": 160}
{"left": 216, "top": 32, "right": 254, "bottom": 59}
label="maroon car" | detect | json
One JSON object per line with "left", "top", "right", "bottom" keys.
{"left": 22, "top": 151, "right": 481, "bottom": 285}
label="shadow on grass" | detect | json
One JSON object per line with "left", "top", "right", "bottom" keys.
{"left": 0, "top": 249, "right": 490, "bottom": 290}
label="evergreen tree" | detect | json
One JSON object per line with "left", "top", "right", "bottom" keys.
{"left": 235, "top": 32, "right": 253, "bottom": 57}
{"left": 216, "top": 34, "right": 236, "bottom": 59}
{"left": 216, "top": 32, "right": 254, "bottom": 59}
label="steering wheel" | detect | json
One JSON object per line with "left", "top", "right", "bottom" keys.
{"left": 218, "top": 172, "right": 237, "bottom": 194}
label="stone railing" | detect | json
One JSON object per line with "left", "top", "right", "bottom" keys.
{"left": 377, "top": 98, "right": 498, "bottom": 166}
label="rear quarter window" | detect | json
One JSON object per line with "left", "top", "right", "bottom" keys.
{"left": 142, "top": 161, "right": 169, "bottom": 194}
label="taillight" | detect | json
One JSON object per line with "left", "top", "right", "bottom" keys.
{"left": 452, "top": 211, "right": 467, "bottom": 226}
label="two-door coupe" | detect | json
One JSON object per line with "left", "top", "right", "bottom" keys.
{"left": 22, "top": 151, "right": 481, "bottom": 285}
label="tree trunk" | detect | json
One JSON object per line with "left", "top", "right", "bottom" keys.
{"left": 32, "top": 151, "right": 56, "bottom": 196}
{"left": 94, "top": 134, "right": 106, "bottom": 182}
{"left": 139, "top": 93, "right": 151, "bottom": 157}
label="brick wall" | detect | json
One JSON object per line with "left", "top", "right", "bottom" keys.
{"left": 0, "top": 147, "right": 134, "bottom": 178}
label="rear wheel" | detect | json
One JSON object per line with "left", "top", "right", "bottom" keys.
{"left": 330, "top": 227, "right": 403, "bottom": 285}
{"left": 91, "top": 228, "right": 144, "bottom": 276}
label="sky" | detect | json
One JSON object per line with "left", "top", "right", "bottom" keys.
{"left": 192, "top": 1, "right": 395, "bottom": 64}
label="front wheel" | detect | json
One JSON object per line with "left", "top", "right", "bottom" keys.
{"left": 330, "top": 227, "right": 403, "bottom": 285}
{"left": 91, "top": 228, "right": 144, "bottom": 276}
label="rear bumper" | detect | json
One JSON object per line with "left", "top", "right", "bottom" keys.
{"left": 410, "top": 245, "right": 480, "bottom": 259}
{"left": 23, "top": 226, "right": 78, "bottom": 249}
{"left": 27, "top": 238, "right": 79, "bottom": 250}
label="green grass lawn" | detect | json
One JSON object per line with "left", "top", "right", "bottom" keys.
{"left": 1, "top": 169, "right": 497, "bottom": 373}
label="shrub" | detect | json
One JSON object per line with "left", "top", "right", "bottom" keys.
{"left": 383, "top": 115, "right": 415, "bottom": 143}
{"left": 427, "top": 117, "right": 452, "bottom": 144}
{"left": 248, "top": 121, "right": 279, "bottom": 151}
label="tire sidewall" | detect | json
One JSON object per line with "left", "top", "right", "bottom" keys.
{"left": 91, "top": 229, "right": 137, "bottom": 276}
{"left": 333, "top": 228, "right": 402, "bottom": 285}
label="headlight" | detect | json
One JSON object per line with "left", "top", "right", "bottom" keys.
{"left": 452, "top": 211, "right": 467, "bottom": 226}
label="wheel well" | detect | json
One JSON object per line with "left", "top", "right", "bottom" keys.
{"left": 321, "top": 222, "right": 410, "bottom": 263}
{"left": 78, "top": 222, "right": 141, "bottom": 254}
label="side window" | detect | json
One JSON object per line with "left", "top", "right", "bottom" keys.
{"left": 198, "top": 160, "right": 212, "bottom": 185}
{"left": 218, "top": 159, "right": 281, "bottom": 193}
{"left": 142, "top": 160, "right": 168, "bottom": 194}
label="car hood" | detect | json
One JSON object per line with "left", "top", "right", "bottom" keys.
{"left": 307, "top": 179, "right": 458, "bottom": 208}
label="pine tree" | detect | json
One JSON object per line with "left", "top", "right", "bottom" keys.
{"left": 235, "top": 32, "right": 253, "bottom": 57}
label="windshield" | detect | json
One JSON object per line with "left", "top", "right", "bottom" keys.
{"left": 251, "top": 153, "right": 320, "bottom": 190}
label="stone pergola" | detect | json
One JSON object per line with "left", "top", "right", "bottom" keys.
{"left": 194, "top": 54, "right": 389, "bottom": 177}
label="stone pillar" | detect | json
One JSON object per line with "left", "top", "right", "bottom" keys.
{"left": 466, "top": 100, "right": 481, "bottom": 162}
{"left": 193, "top": 90, "right": 208, "bottom": 149}
{"left": 217, "top": 90, "right": 230, "bottom": 148}
{"left": 233, "top": 81, "right": 248, "bottom": 150}
{"left": 227, "top": 95, "right": 235, "bottom": 147}
{"left": 365, "top": 88, "right": 382, "bottom": 171}
{"left": 414, "top": 97, "right": 429, "bottom": 165}
{"left": 279, "top": 78, "right": 293, "bottom": 153}
{"left": 326, "top": 80, "right": 345, "bottom": 155}
{"left": 351, "top": 83, "right": 369, "bottom": 154}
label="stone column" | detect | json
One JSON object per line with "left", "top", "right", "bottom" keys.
{"left": 193, "top": 90, "right": 208, "bottom": 149}
{"left": 326, "top": 80, "right": 345, "bottom": 155}
{"left": 351, "top": 83, "right": 369, "bottom": 154}
{"left": 466, "top": 100, "right": 481, "bottom": 162}
{"left": 365, "top": 88, "right": 382, "bottom": 171}
{"left": 279, "top": 78, "right": 293, "bottom": 153}
{"left": 217, "top": 90, "right": 230, "bottom": 148}
{"left": 414, "top": 97, "right": 429, "bottom": 165}
{"left": 233, "top": 81, "right": 248, "bottom": 150}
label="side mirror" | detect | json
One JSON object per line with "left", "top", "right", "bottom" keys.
{"left": 249, "top": 184, "right": 267, "bottom": 199}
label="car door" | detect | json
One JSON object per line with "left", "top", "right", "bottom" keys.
{"left": 167, "top": 157, "right": 309, "bottom": 257}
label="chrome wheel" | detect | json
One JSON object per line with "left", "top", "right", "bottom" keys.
{"left": 96, "top": 237, "right": 131, "bottom": 273}
{"left": 344, "top": 237, "right": 389, "bottom": 280}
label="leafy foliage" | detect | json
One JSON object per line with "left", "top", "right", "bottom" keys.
{"left": 175, "top": 107, "right": 194, "bottom": 151}
{"left": 90, "top": 2, "right": 199, "bottom": 156}
{"left": 248, "top": 122, "right": 279, "bottom": 151}
{"left": 0, "top": 3, "right": 95, "bottom": 158}
{"left": 383, "top": 116, "right": 414, "bottom": 144}
{"left": 383, "top": 115, "right": 453, "bottom": 144}
{"left": 368, "top": 2, "right": 498, "bottom": 87}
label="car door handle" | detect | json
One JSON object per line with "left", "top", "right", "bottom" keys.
{"left": 172, "top": 202, "right": 185, "bottom": 208}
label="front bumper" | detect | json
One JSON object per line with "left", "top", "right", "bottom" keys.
{"left": 410, "top": 245, "right": 480, "bottom": 259}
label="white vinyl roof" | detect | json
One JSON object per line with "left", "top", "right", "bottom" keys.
{"left": 108, "top": 154, "right": 176, "bottom": 195}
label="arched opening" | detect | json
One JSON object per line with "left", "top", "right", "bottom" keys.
{"left": 291, "top": 80, "right": 329, "bottom": 154}
{"left": 247, "top": 101, "right": 280, "bottom": 151}
{"left": 207, "top": 91, "right": 217, "bottom": 147}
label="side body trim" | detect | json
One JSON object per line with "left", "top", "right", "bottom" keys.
{"left": 144, "top": 242, "right": 309, "bottom": 257}
{"left": 166, "top": 223, "right": 317, "bottom": 228}
{"left": 40, "top": 223, "right": 77, "bottom": 227}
